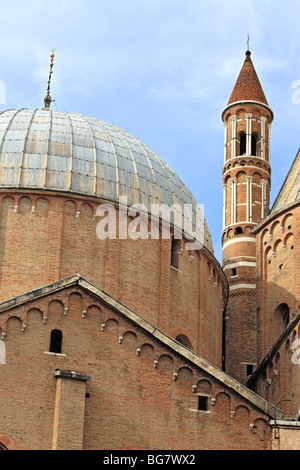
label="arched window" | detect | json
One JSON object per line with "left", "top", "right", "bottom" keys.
{"left": 50, "top": 330, "right": 63, "bottom": 354}
{"left": 176, "top": 334, "right": 193, "bottom": 350}
{"left": 251, "top": 134, "right": 257, "bottom": 156}
{"left": 235, "top": 227, "right": 243, "bottom": 235}
{"left": 283, "top": 307, "right": 290, "bottom": 329}
{"left": 240, "top": 132, "right": 246, "bottom": 155}
{"left": 273, "top": 304, "right": 290, "bottom": 342}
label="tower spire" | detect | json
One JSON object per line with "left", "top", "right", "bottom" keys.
{"left": 226, "top": 49, "right": 269, "bottom": 108}
{"left": 246, "top": 34, "right": 250, "bottom": 53}
{"left": 43, "top": 49, "right": 55, "bottom": 110}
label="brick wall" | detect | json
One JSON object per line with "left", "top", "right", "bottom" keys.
{"left": 0, "top": 287, "right": 272, "bottom": 450}
{"left": 250, "top": 204, "right": 300, "bottom": 419}
{"left": 0, "top": 191, "right": 227, "bottom": 370}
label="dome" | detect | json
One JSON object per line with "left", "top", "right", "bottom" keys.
{"left": 0, "top": 108, "right": 213, "bottom": 253}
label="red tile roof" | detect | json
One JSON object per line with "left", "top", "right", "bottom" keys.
{"left": 228, "top": 52, "right": 269, "bottom": 106}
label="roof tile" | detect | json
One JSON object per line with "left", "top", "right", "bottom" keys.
{"left": 228, "top": 52, "right": 269, "bottom": 106}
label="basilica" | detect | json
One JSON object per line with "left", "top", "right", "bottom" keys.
{"left": 0, "top": 50, "right": 298, "bottom": 450}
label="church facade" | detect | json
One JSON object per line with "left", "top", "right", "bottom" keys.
{"left": 0, "top": 51, "right": 299, "bottom": 450}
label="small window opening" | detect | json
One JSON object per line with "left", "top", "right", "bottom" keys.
{"left": 283, "top": 310, "right": 290, "bottom": 329}
{"left": 251, "top": 134, "right": 257, "bottom": 156}
{"left": 198, "top": 396, "right": 209, "bottom": 411}
{"left": 240, "top": 133, "right": 246, "bottom": 155}
{"left": 171, "top": 237, "right": 181, "bottom": 269}
{"left": 50, "top": 329, "right": 63, "bottom": 354}
{"left": 274, "top": 303, "right": 290, "bottom": 336}
{"left": 176, "top": 334, "right": 193, "bottom": 350}
{"left": 235, "top": 227, "right": 243, "bottom": 235}
{"left": 231, "top": 268, "right": 237, "bottom": 277}
{"left": 247, "top": 364, "right": 254, "bottom": 376}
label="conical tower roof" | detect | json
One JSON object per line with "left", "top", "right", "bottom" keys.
{"left": 227, "top": 51, "right": 269, "bottom": 106}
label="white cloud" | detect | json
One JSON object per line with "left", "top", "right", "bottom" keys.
{"left": 0, "top": 0, "right": 300, "bottom": 260}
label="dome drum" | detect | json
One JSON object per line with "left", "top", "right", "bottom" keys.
{"left": 0, "top": 109, "right": 213, "bottom": 253}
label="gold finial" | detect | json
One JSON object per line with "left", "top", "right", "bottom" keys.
{"left": 44, "top": 49, "right": 55, "bottom": 109}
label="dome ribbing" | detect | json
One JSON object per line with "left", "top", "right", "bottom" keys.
{"left": 0, "top": 108, "right": 213, "bottom": 252}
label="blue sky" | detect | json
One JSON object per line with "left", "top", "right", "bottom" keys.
{"left": 0, "top": 0, "right": 300, "bottom": 262}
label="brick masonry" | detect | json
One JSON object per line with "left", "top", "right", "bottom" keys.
{"left": 0, "top": 191, "right": 227, "bottom": 371}
{"left": 0, "top": 280, "right": 278, "bottom": 450}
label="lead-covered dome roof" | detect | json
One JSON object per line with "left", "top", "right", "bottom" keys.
{"left": 0, "top": 108, "right": 213, "bottom": 253}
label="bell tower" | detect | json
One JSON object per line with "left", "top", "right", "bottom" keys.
{"left": 222, "top": 50, "right": 274, "bottom": 384}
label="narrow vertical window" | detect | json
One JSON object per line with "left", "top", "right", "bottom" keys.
{"left": 171, "top": 237, "right": 181, "bottom": 269}
{"left": 50, "top": 330, "right": 63, "bottom": 354}
{"left": 251, "top": 134, "right": 257, "bottom": 156}
{"left": 240, "top": 132, "right": 246, "bottom": 155}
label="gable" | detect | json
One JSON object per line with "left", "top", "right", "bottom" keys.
{"left": 0, "top": 276, "right": 277, "bottom": 449}
{"left": 0, "top": 275, "right": 282, "bottom": 415}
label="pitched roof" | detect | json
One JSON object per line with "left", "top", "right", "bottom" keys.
{"left": 271, "top": 148, "right": 300, "bottom": 214}
{"left": 228, "top": 51, "right": 269, "bottom": 106}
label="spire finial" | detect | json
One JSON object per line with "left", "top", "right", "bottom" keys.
{"left": 245, "top": 34, "right": 251, "bottom": 61}
{"left": 246, "top": 34, "right": 250, "bottom": 52}
{"left": 44, "top": 48, "right": 55, "bottom": 110}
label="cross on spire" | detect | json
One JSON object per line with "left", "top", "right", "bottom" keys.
{"left": 246, "top": 34, "right": 250, "bottom": 52}
{"left": 44, "top": 49, "right": 55, "bottom": 109}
